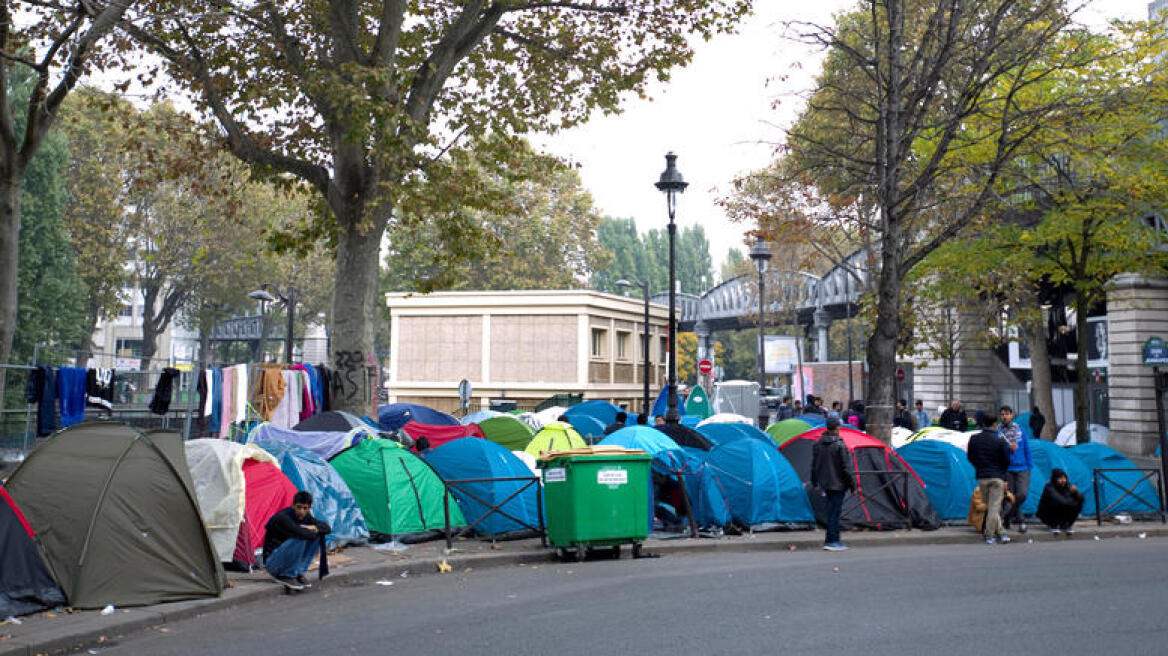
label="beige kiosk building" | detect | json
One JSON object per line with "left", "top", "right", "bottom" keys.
{"left": 385, "top": 290, "right": 672, "bottom": 413}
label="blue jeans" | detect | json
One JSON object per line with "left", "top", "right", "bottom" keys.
{"left": 824, "top": 490, "right": 846, "bottom": 545}
{"left": 265, "top": 538, "right": 318, "bottom": 578}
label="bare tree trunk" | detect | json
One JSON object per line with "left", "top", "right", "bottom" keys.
{"left": 0, "top": 175, "right": 23, "bottom": 367}
{"left": 866, "top": 251, "right": 903, "bottom": 442}
{"left": 1074, "top": 301, "right": 1090, "bottom": 444}
{"left": 329, "top": 212, "right": 386, "bottom": 415}
{"left": 1020, "top": 288, "right": 1057, "bottom": 440}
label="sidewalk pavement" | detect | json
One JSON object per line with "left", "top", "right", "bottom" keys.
{"left": 2, "top": 520, "right": 1165, "bottom": 656}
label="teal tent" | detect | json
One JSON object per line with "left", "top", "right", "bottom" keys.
{"left": 896, "top": 441, "right": 977, "bottom": 521}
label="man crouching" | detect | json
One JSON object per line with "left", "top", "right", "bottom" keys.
{"left": 264, "top": 491, "right": 332, "bottom": 590}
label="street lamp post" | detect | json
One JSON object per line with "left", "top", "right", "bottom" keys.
{"left": 750, "top": 240, "right": 772, "bottom": 429}
{"left": 248, "top": 284, "right": 297, "bottom": 364}
{"left": 655, "top": 152, "right": 688, "bottom": 425}
{"left": 616, "top": 279, "right": 651, "bottom": 416}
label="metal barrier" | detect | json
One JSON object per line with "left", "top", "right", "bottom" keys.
{"left": 442, "top": 476, "right": 546, "bottom": 549}
{"left": 0, "top": 364, "right": 36, "bottom": 457}
{"left": 847, "top": 469, "right": 912, "bottom": 529}
{"left": 1092, "top": 468, "right": 1166, "bottom": 526}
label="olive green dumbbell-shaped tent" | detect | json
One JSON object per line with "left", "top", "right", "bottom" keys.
{"left": 5, "top": 423, "right": 225, "bottom": 609}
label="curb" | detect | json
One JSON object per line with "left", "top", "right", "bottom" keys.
{"left": 3, "top": 524, "right": 1166, "bottom": 655}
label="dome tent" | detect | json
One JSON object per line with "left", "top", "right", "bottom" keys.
{"left": 0, "top": 481, "right": 65, "bottom": 616}
{"left": 293, "top": 410, "right": 369, "bottom": 433}
{"left": 683, "top": 386, "right": 712, "bottom": 419}
{"left": 566, "top": 414, "right": 608, "bottom": 440}
{"left": 249, "top": 422, "right": 369, "bottom": 460}
{"left": 657, "top": 422, "right": 715, "bottom": 450}
{"left": 765, "top": 419, "right": 814, "bottom": 447}
{"left": 478, "top": 415, "right": 536, "bottom": 451}
{"left": 652, "top": 449, "right": 731, "bottom": 530}
{"left": 185, "top": 439, "right": 298, "bottom": 566}
{"left": 461, "top": 410, "right": 506, "bottom": 425}
{"left": 377, "top": 403, "right": 459, "bottom": 432}
{"left": 6, "top": 423, "right": 224, "bottom": 608}
{"left": 254, "top": 441, "right": 370, "bottom": 547}
{"left": 423, "top": 438, "right": 543, "bottom": 537}
{"left": 896, "top": 441, "right": 978, "bottom": 521}
{"left": 564, "top": 400, "right": 624, "bottom": 426}
{"left": 598, "top": 425, "right": 681, "bottom": 456}
{"left": 525, "top": 421, "right": 587, "bottom": 458}
{"left": 401, "top": 421, "right": 484, "bottom": 452}
{"left": 701, "top": 439, "right": 814, "bottom": 528}
{"left": 329, "top": 439, "right": 465, "bottom": 542}
{"left": 1067, "top": 443, "right": 1160, "bottom": 516}
{"left": 697, "top": 413, "right": 753, "bottom": 427}
{"left": 782, "top": 427, "right": 941, "bottom": 531}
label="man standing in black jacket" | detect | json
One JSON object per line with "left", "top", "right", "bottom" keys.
{"left": 811, "top": 416, "right": 856, "bottom": 551}
{"left": 264, "top": 491, "right": 332, "bottom": 590}
{"left": 940, "top": 399, "right": 968, "bottom": 431}
{"left": 604, "top": 411, "right": 628, "bottom": 436}
{"left": 967, "top": 412, "right": 1012, "bottom": 545}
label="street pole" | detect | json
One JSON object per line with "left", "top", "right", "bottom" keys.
{"left": 846, "top": 272, "right": 854, "bottom": 407}
{"left": 1155, "top": 367, "right": 1168, "bottom": 507}
{"left": 284, "top": 287, "right": 296, "bottom": 364}
{"left": 656, "top": 152, "right": 687, "bottom": 425}
{"left": 642, "top": 281, "right": 650, "bottom": 415}
{"left": 750, "top": 240, "right": 772, "bottom": 429}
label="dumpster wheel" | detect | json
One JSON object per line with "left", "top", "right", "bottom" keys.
{"left": 574, "top": 545, "right": 587, "bottom": 562}
{"left": 632, "top": 543, "right": 643, "bottom": 559}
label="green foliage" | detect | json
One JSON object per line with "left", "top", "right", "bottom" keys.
{"left": 382, "top": 137, "right": 608, "bottom": 292}
{"left": 592, "top": 218, "right": 714, "bottom": 296}
{"left": 8, "top": 66, "right": 88, "bottom": 364}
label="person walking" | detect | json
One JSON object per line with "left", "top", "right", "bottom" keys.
{"left": 811, "top": 416, "right": 856, "bottom": 552}
{"left": 940, "top": 399, "right": 968, "bottom": 432}
{"left": 967, "top": 412, "right": 1012, "bottom": 545}
{"left": 998, "top": 405, "right": 1032, "bottom": 532}
{"left": 913, "top": 400, "right": 930, "bottom": 431}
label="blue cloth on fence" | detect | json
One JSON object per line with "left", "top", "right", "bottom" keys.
{"left": 305, "top": 365, "right": 324, "bottom": 412}
{"left": 208, "top": 368, "right": 223, "bottom": 434}
{"left": 56, "top": 367, "right": 87, "bottom": 427}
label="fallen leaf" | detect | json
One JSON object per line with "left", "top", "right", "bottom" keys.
{"left": 491, "top": 544, "right": 502, "bottom": 550}
{"left": 787, "top": 544, "right": 797, "bottom": 552}
{"left": 436, "top": 560, "right": 452, "bottom": 574}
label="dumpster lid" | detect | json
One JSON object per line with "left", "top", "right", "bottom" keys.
{"left": 539, "top": 446, "right": 647, "bottom": 461}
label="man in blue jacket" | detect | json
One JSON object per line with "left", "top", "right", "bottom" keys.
{"left": 998, "top": 405, "right": 1032, "bottom": 532}
{"left": 967, "top": 411, "right": 1012, "bottom": 545}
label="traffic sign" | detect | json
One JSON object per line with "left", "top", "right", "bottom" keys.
{"left": 698, "top": 360, "right": 713, "bottom": 375}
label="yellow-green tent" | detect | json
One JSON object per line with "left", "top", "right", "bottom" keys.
{"left": 525, "top": 421, "right": 586, "bottom": 458}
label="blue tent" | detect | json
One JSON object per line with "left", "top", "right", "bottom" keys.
{"left": 1067, "top": 443, "right": 1160, "bottom": 515}
{"left": 1024, "top": 440, "right": 1096, "bottom": 516}
{"left": 461, "top": 410, "right": 505, "bottom": 425}
{"left": 599, "top": 425, "right": 681, "bottom": 455}
{"left": 697, "top": 423, "right": 774, "bottom": 448}
{"left": 1014, "top": 412, "right": 1036, "bottom": 441}
{"left": 896, "top": 441, "right": 978, "bottom": 521}
{"left": 795, "top": 413, "right": 826, "bottom": 427}
{"left": 650, "top": 387, "right": 688, "bottom": 421}
{"left": 564, "top": 400, "right": 623, "bottom": 426}
{"left": 679, "top": 416, "right": 702, "bottom": 428}
{"left": 701, "top": 439, "right": 814, "bottom": 526}
{"left": 255, "top": 441, "right": 369, "bottom": 547}
{"left": 378, "top": 403, "right": 459, "bottom": 432}
{"left": 566, "top": 414, "right": 607, "bottom": 440}
{"left": 249, "top": 423, "right": 369, "bottom": 460}
{"left": 652, "top": 449, "right": 731, "bottom": 529}
{"left": 422, "top": 438, "right": 542, "bottom": 536}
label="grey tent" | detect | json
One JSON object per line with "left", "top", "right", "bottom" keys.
{"left": 5, "top": 423, "right": 225, "bottom": 608}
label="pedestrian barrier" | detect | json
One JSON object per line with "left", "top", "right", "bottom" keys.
{"left": 848, "top": 469, "right": 912, "bottom": 528}
{"left": 1092, "top": 468, "right": 1165, "bottom": 526}
{"left": 442, "top": 476, "right": 547, "bottom": 549}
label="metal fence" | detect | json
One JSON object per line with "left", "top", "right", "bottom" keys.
{"left": 1091, "top": 468, "right": 1165, "bottom": 526}
{"left": 442, "top": 476, "right": 546, "bottom": 549}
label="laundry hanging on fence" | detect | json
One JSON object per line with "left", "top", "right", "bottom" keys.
{"left": 24, "top": 365, "right": 58, "bottom": 436}
{"left": 85, "top": 368, "right": 116, "bottom": 412}
{"left": 149, "top": 368, "right": 181, "bottom": 415}
{"left": 56, "top": 367, "right": 87, "bottom": 427}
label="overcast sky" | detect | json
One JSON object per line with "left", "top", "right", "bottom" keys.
{"left": 537, "top": 0, "right": 1152, "bottom": 281}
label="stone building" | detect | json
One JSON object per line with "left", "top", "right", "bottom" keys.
{"left": 385, "top": 290, "right": 670, "bottom": 413}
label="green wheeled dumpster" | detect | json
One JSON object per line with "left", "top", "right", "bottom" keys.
{"left": 540, "top": 453, "right": 652, "bottom": 561}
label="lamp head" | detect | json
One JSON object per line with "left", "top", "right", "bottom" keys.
{"left": 248, "top": 289, "right": 277, "bottom": 303}
{"left": 655, "top": 152, "right": 688, "bottom": 222}
{"left": 749, "top": 240, "right": 772, "bottom": 273}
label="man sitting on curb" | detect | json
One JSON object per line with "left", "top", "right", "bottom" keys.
{"left": 264, "top": 490, "right": 332, "bottom": 590}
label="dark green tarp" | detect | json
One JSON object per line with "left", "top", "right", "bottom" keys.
{"left": 329, "top": 439, "right": 465, "bottom": 541}
{"left": 5, "top": 423, "right": 224, "bottom": 609}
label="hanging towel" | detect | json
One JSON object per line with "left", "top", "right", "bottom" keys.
{"left": 203, "top": 369, "right": 214, "bottom": 417}
{"left": 25, "top": 365, "right": 58, "bottom": 436}
{"left": 318, "top": 366, "right": 332, "bottom": 412}
{"left": 232, "top": 364, "right": 249, "bottom": 423}
{"left": 149, "top": 368, "right": 181, "bottom": 415}
{"left": 254, "top": 365, "right": 286, "bottom": 422}
{"left": 56, "top": 367, "right": 87, "bottom": 427}
{"left": 208, "top": 368, "right": 223, "bottom": 436}
{"left": 270, "top": 370, "right": 303, "bottom": 428}
{"left": 304, "top": 364, "right": 323, "bottom": 410}
{"left": 85, "top": 368, "right": 115, "bottom": 411}
{"left": 220, "top": 367, "right": 233, "bottom": 438}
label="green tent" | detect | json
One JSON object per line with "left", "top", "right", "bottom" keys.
{"left": 525, "top": 421, "right": 586, "bottom": 458}
{"left": 765, "top": 419, "right": 815, "bottom": 447}
{"left": 478, "top": 415, "right": 535, "bottom": 451}
{"left": 5, "top": 423, "right": 224, "bottom": 609}
{"left": 684, "top": 386, "right": 712, "bottom": 419}
{"left": 329, "top": 439, "right": 464, "bottom": 541}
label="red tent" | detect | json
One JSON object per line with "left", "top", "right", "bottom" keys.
{"left": 401, "top": 421, "right": 484, "bottom": 452}
{"left": 1, "top": 483, "right": 65, "bottom": 616}
{"left": 780, "top": 427, "right": 941, "bottom": 530}
{"left": 233, "top": 460, "right": 297, "bottom": 564}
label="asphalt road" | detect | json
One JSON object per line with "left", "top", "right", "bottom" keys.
{"left": 100, "top": 538, "right": 1168, "bottom": 656}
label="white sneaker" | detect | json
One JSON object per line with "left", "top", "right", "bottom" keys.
{"left": 998, "top": 535, "right": 1011, "bottom": 544}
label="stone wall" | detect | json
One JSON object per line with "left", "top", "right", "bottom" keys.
{"left": 1106, "top": 274, "right": 1168, "bottom": 456}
